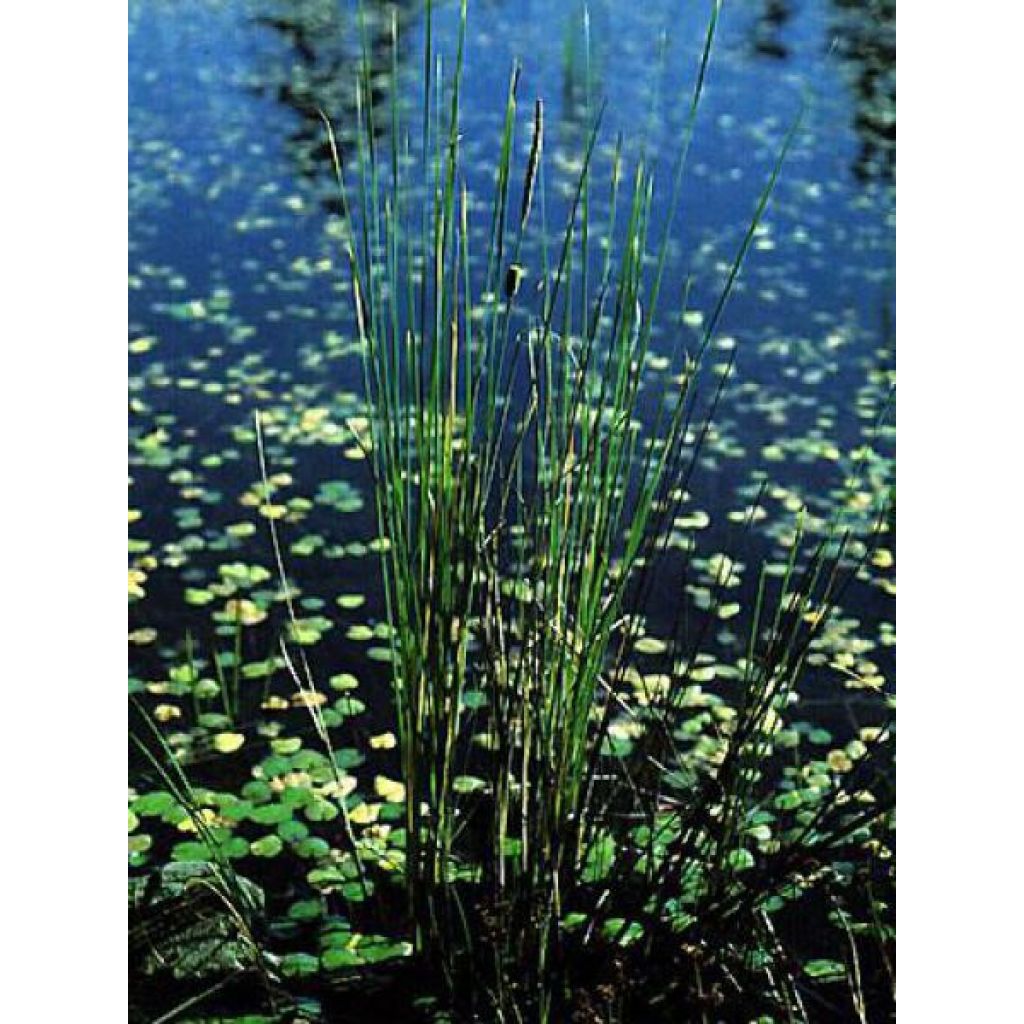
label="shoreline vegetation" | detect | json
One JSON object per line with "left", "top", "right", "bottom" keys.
{"left": 129, "top": 2, "right": 895, "bottom": 1021}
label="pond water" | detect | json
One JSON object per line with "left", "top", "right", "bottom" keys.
{"left": 130, "top": 0, "right": 893, "bottom": 694}
{"left": 129, "top": 0, "right": 894, "bottom": 1014}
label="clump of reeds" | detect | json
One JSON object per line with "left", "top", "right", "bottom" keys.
{"left": 320, "top": 1, "right": 894, "bottom": 1020}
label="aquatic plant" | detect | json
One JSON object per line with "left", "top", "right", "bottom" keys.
{"left": 307, "top": 1, "right": 895, "bottom": 1019}
{"left": 126, "top": 1, "right": 895, "bottom": 1021}
{"left": 130, "top": 704, "right": 282, "bottom": 1021}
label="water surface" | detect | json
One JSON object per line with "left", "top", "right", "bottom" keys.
{"left": 129, "top": 0, "right": 895, "bottom": 851}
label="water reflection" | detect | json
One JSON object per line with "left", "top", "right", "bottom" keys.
{"left": 749, "top": 0, "right": 894, "bottom": 182}
{"left": 752, "top": 0, "right": 794, "bottom": 61}
{"left": 250, "top": 0, "right": 418, "bottom": 194}
{"left": 830, "top": 0, "right": 895, "bottom": 183}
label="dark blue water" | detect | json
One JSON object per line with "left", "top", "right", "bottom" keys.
{"left": 129, "top": 0, "right": 894, "bottom": 736}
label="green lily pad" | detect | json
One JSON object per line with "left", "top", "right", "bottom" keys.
{"left": 804, "top": 959, "right": 846, "bottom": 982}
{"left": 250, "top": 834, "right": 284, "bottom": 858}
{"left": 280, "top": 952, "right": 320, "bottom": 978}
{"left": 288, "top": 899, "right": 322, "bottom": 922}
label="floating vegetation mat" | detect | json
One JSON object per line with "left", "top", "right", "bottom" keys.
{"left": 129, "top": 2, "right": 894, "bottom": 1022}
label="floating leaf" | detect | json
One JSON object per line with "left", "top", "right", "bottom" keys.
{"left": 213, "top": 732, "right": 245, "bottom": 754}
{"left": 221, "top": 599, "right": 267, "bottom": 626}
{"left": 288, "top": 899, "right": 322, "bottom": 922}
{"left": 601, "top": 918, "right": 644, "bottom": 946}
{"left": 634, "top": 636, "right": 667, "bottom": 655}
{"left": 726, "top": 848, "right": 755, "bottom": 871}
{"left": 374, "top": 776, "right": 405, "bottom": 803}
{"left": 322, "top": 947, "right": 363, "bottom": 970}
{"left": 249, "top": 804, "right": 293, "bottom": 826}
{"left": 304, "top": 796, "right": 339, "bottom": 823}
{"left": 349, "top": 803, "right": 380, "bottom": 825}
{"left": 280, "top": 952, "right": 320, "bottom": 978}
{"left": 804, "top": 959, "right": 846, "bottom": 982}
{"left": 133, "top": 791, "right": 175, "bottom": 817}
{"left": 358, "top": 936, "right": 414, "bottom": 964}
{"left": 250, "top": 834, "right": 284, "bottom": 858}
{"left": 128, "top": 834, "right": 153, "bottom": 855}
{"left": 453, "top": 775, "right": 487, "bottom": 794}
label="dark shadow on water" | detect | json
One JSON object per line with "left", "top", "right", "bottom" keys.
{"left": 249, "top": 0, "right": 420, "bottom": 199}
{"left": 748, "top": 0, "right": 894, "bottom": 183}
{"left": 830, "top": 0, "right": 895, "bottom": 183}
{"left": 752, "top": 0, "right": 794, "bottom": 61}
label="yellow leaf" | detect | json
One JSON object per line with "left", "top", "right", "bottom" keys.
{"left": 177, "top": 807, "right": 217, "bottom": 833}
{"left": 370, "top": 732, "right": 397, "bottom": 750}
{"left": 322, "top": 775, "right": 357, "bottom": 800}
{"left": 374, "top": 775, "right": 406, "bottom": 803}
{"left": 871, "top": 549, "right": 894, "bottom": 569}
{"left": 128, "top": 568, "right": 147, "bottom": 599}
{"left": 213, "top": 732, "right": 245, "bottom": 754}
{"left": 223, "top": 599, "right": 266, "bottom": 626}
{"left": 349, "top": 802, "right": 380, "bottom": 825}
{"left": 300, "top": 407, "right": 329, "bottom": 431}
{"left": 634, "top": 636, "right": 667, "bottom": 655}
{"left": 291, "top": 690, "right": 327, "bottom": 709}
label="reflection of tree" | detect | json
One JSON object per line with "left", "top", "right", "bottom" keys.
{"left": 752, "top": 0, "right": 793, "bottom": 61}
{"left": 250, "top": 0, "right": 417, "bottom": 197}
{"left": 829, "top": 0, "right": 895, "bottom": 183}
{"left": 749, "top": 0, "right": 894, "bottom": 184}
